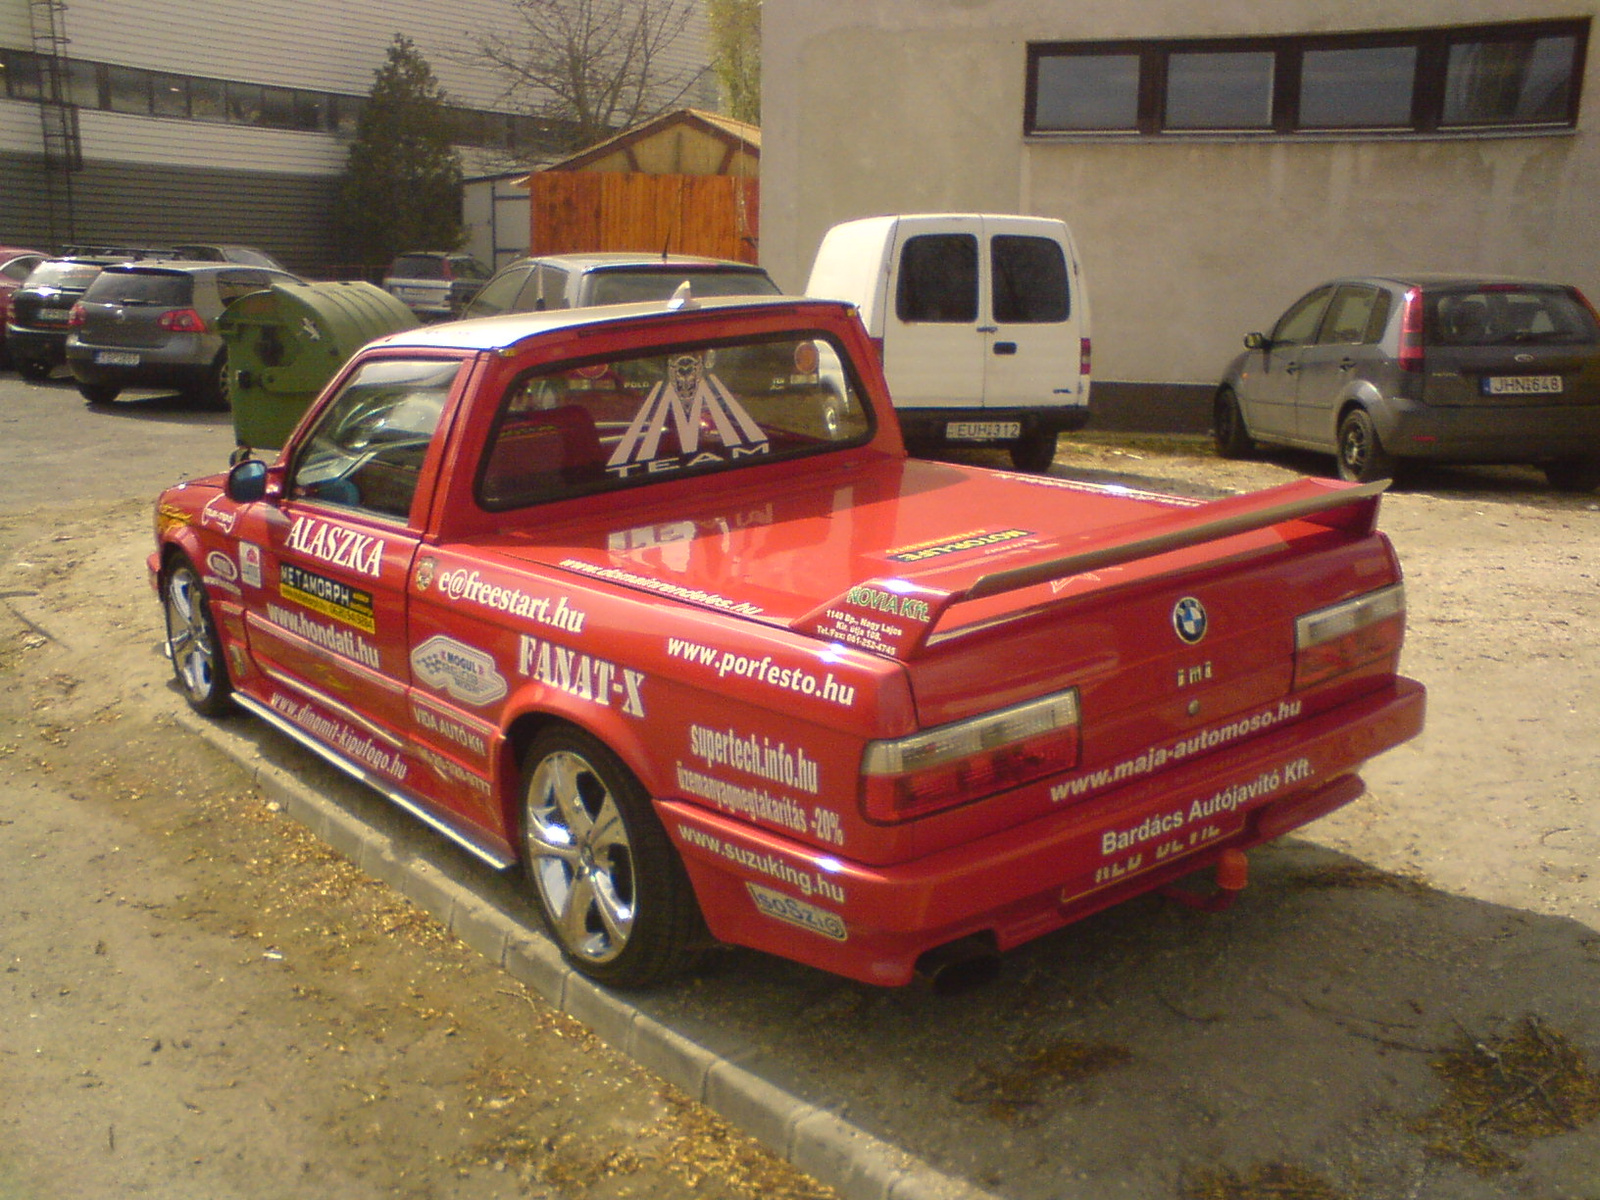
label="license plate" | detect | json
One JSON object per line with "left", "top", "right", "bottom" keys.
{"left": 947, "top": 421, "right": 1021, "bottom": 441}
{"left": 1485, "top": 375, "right": 1562, "bottom": 395}
{"left": 93, "top": 351, "right": 140, "bottom": 366}
{"left": 39, "top": 306, "right": 71, "bottom": 322}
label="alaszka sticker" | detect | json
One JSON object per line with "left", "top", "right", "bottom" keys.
{"left": 411, "top": 635, "right": 509, "bottom": 706}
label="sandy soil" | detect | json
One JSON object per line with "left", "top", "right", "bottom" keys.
{"left": 3, "top": 415, "right": 1599, "bottom": 1200}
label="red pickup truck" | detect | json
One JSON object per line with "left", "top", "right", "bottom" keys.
{"left": 151, "top": 295, "right": 1424, "bottom": 988}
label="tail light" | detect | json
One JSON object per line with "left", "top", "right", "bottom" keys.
{"left": 440, "top": 259, "right": 456, "bottom": 281}
{"left": 67, "top": 302, "right": 86, "bottom": 328}
{"left": 1080, "top": 336, "right": 1092, "bottom": 377}
{"left": 157, "top": 308, "right": 208, "bottom": 333}
{"left": 861, "top": 688, "right": 1080, "bottom": 822}
{"left": 1397, "top": 288, "right": 1424, "bottom": 374}
{"left": 1293, "top": 584, "right": 1406, "bottom": 690}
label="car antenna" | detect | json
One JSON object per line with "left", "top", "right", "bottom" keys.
{"left": 666, "top": 281, "right": 697, "bottom": 311}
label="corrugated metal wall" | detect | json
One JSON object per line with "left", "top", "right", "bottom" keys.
{"left": 3, "top": 152, "right": 341, "bottom": 276}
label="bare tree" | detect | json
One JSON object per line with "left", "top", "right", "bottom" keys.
{"left": 473, "top": 0, "right": 705, "bottom": 153}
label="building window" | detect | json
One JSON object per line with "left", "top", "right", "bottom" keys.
{"left": 1027, "top": 19, "right": 1588, "bottom": 138}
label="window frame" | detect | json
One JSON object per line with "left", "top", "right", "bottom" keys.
{"left": 1026, "top": 19, "right": 1589, "bottom": 139}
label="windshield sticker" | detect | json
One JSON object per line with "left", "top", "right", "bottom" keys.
{"left": 605, "top": 353, "right": 769, "bottom": 478}
{"left": 411, "top": 635, "right": 509, "bottom": 707}
{"left": 285, "top": 516, "right": 385, "bottom": 578}
{"left": 516, "top": 633, "right": 644, "bottom": 717}
{"left": 280, "top": 563, "right": 376, "bottom": 633}
{"left": 885, "top": 528, "right": 1033, "bottom": 564}
{"left": 745, "top": 883, "right": 847, "bottom": 942}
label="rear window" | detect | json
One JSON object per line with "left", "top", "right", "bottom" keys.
{"left": 478, "top": 331, "right": 870, "bottom": 509}
{"left": 83, "top": 269, "right": 191, "bottom": 306}
{"left": 24, "top": 261, "right": 107, "bottom": 289}
{"left": 896, "top": 234, "right": 978, "bottom": 323}
{"left": 586, "top": 268, "right": 780, "bottom": 307}
{"left": 1428, "top": 287, "right": 1600, "bottom": 346}
{"left": 391, "top": 255, "right": 447, "bottom": 280}
{"left": 992, "top": 235, "right": 1069, "bottom": 323}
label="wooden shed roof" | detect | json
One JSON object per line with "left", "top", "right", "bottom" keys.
{"left": 539, "top": 108, "right": 760, "bottom": 175}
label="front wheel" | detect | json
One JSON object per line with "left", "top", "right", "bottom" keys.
{"left": 1009, "top": 430, "right": 1058, "bottom": 473}
{"left": 519, "top": 726, "right": 702, "bottom": 988}
{"left": 1544, "top": 459, "right": 1600, "bottom": 492}
{"left": 1213, "top": 386, "right": 1254, "bottom": 458}
{"left": 1336, "top": 408, "right": 1396, "bottom": 483}
{"left": 77, "top": 381, "right": 121, "bottom": 405}
{"left": 163, "top": 558, "right": 234, "bottom": 715}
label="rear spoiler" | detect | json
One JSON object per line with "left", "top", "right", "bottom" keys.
{"left": 791, "top": 478, "right": 1387, "bottom": 659}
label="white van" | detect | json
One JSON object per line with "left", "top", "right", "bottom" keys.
{"left": 805, "top": 213, "right": 1090, "bottom": 471}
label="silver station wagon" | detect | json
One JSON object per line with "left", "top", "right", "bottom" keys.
{"left": 1215, "top": 274, "right": 1600, "bottom": 491}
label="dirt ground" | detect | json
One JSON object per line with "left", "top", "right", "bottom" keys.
{"left": 3, "top": 409, "right": 1599, "bottom": 1199}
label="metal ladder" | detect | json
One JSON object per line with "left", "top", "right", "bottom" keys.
{"left": 28, "top": 0, "right": 81, "bottom": 246}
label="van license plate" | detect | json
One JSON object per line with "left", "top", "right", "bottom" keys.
{"left": 1486, "top": 375, "right": 1562, "bottom": 395}
{"left": 947, "top": 421, "right": 1021, "bottom": 441}
{"left": 94, "top": 351, "right": 140, "bottom": 366}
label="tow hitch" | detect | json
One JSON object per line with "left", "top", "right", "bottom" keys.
{"left": 1162, "top": 849, "right": 1250, "bottom": 912}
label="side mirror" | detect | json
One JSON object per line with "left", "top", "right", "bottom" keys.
{"left": 226, "top": 458, "right": 269, "bottom": 503}
{"left": 1243, "top": 332, "right": 1269, "bottom": 351}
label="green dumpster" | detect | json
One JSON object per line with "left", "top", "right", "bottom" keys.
{"left": 221, "top": 280, "right": 420, "bottom": 450}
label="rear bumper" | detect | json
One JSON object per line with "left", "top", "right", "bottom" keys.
{"left": 1381, "top": 399, "right": 1600, "bottom": 462}
{"left": 897, "top": 405, "right": 1092, "bottom": 444}
{"left": 67, "top": 341, "right": 216, "bottom": 392}
{"left": 665, "top": 677, "right": 1425, "bottom": 985}
{"left": 5, "top": 324, "right": 69, "bottom": 365}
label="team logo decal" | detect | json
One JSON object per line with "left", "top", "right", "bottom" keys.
{"left": 414, "top": 556, "right": 436, "bottom": 591}
{"left": 605, "top": 352, "right": 769, "bottom": 474}
{"left": 1172, "top": 596, "right": 1208, "bottom": 645}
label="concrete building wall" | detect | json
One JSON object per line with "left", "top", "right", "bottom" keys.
{"left": 762, "top": 0, "right": 1600, "bottom": 413}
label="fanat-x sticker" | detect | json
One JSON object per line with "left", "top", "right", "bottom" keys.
{"left": 605, "top": 353, "right": 769, "bottom": 478}
{"left": 517, "top": 634, "right": 644, "bottom": 717}
{"left": 280, "top": 563, "right": 375, "bottom": 633}
{"left": 411, "top": 635, "right": 509, "bottom": 706}
{"left": 885, "top": 528, "right": 1033, "bottom": 563}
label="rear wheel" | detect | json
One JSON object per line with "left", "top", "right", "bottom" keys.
{"left": 189, "top": 352, "right": 230, "bottom": 410}
{"left": 519, "top": 726, "right": 702, "bottom": 988}
{"left": 1009, "top": 430, "right": 1058, "bottom": 473}
{"left": 77, "top": 381, "right": 121, "bottom": 405}
{"left": 162, "top": 558, "right": 234, "bottom": 716}
{"left": 1544, "top": 459, "right": 1600, "bottom": 492}
{"left": 1213, "top": 386, "right": 1254, "bottom": 458}
{"left": 1336, "top": 408, "right": 1396, "bottom": 482}
{"left": 16, "top": 359, "right": 52, "bottom": 383}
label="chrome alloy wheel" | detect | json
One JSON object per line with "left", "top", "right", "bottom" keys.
{"left": 164, "top": 562, "right": 228, "bottom": 711}
{"left": 523, "top": 749, "right": 637, "bottom": 966}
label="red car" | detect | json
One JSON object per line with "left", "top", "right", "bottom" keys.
{"left": 150, "top": 296, "right": 1424, "bottom": 988}
{"left": 0, "top": 246, "right": 48, "bottom": 367}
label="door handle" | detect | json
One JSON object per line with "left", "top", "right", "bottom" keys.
{"left": 993, "top": 342, "right": 1017, "bottom": 355}
{"left": 1339, "top": 358, "right": 1356, "bottom": 371}
{"left": 977, "top": 325, "right": 998, "bottom": 334}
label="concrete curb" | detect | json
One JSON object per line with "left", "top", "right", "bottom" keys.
{"left": 177, "top": 711, "right": 999, "bottom": 1200}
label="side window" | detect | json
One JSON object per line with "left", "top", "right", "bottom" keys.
{"left": 1317, "top": 286, "right": 1379, "bottom": 345}
{"left": 896, "top": 234, "right": 978, "bottom": 323}
{"left": 216, "top": 270, "right": 271, "bottom": 306}
{"left": 470, "top": 267, "right": 529, "bottom": 317}
{"left": 991, "top": 235, "right": 1070, "bottom": 323}
{"left": 290, "top": 359, "right": 461, "bottom": 520}
{"left": 538, "top": 266, "right": 568, "bottom": 309}
{"left": 1272, "top": 287, "right": 1334, "bottom": 348}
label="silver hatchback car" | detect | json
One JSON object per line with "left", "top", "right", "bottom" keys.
{"left": 1215, "top": 274, "right": 1600, "bottom": 491}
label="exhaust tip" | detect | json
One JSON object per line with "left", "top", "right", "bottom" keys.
{"left": 915, "top": 934, "right": 1001, "bottom": 996}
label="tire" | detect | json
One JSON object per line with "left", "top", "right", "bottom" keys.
{"left": 1544, "top": 460, "right": 1600, "bottom": 493}
{"left": 1009, "top": 430, "right": 1058, "bottom": 473}
{"left": 77, "top": 381, "right": 121, "bottom": 405}
{"left": 1336, "top": 408, "right": 1396, "bottom": 483}
{"left": 188, "top": 352, "right": 230, "bottom": 410}
{"left": 518, "top": 726, "right": 702, "bottom": 988}
{"left": 16, "top": 358, "right": 52, "bottom": 383}
{"left": 1213, "top": 386, "right": 1254, "bottom": 459}
{"left": 162, "top": 557, "right": 234, "bottom": 716}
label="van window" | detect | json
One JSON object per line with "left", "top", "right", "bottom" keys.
{"left": 992, "top": 235, "right": 1070, "bottom": 323}
{"left": 896, "top": 234, "right": 978, "bottom": 323}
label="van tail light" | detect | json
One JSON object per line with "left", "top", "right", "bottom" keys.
{"left": 1080, "top": 336, "right": 1092, "bottom": 376}
{"left": 861, "top": 689, "right": 1080, "bottom": 822}
{"left": 157, "top": 308, "right": 208, "bottom": 333}
{"left": 1397, "top": 288, "right": 1424, "bottom": 374}
{"left": 67, "top": 302, "right": 86, "bottom": 328}
{"left": 1293, "top": 584, "right": 1406, "bottom": 690}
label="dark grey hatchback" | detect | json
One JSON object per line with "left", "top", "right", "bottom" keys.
{"left": 1215, "top": 275, "right": 1600, "bottom": 490}
{"left": 66, "top": 261, "right": 298, "bottom": 406}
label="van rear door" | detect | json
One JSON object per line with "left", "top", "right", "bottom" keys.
{"left": 982, "top": 216, "right": 1086, "bottom": 412}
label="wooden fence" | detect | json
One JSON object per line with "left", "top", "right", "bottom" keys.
{"left": 528, "top": 173, "right": 759, "bottom": 263}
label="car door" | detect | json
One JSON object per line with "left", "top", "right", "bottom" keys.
{"left": 1292, "top": 284, "right": 1388, "bottom": 446}
{"left": 881, "top": 222, "right": 986, "bottom": 410}
{"left": 232, "top": 356, "right": 463, "bottom": 797}
{"left": 1245, "top": 286, "right": 1333, "bottom": 440}
{"left": 982, "top": 219, "right": 1084, "bottom": 411}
